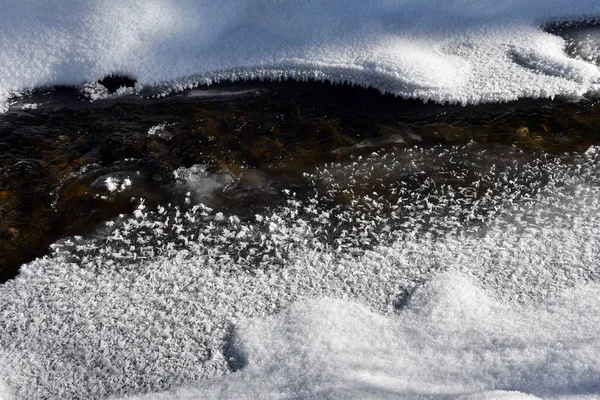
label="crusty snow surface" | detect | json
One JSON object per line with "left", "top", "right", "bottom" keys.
{"left": 1, "top": 143, "right": 600, "bottom": 399}
{"left": 0, "top": 0, "right": 600, "bottom": 112}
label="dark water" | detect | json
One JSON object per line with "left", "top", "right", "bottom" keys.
{"left": 1, "top": 79, "right": 600, "bottom": 282}
{"left": 545, "top": 18, "right": 600, "bottom": 64}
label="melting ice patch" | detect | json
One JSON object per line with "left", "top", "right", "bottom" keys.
{"left": 1, "top": 0, "right": 600, "bottom": 111}
{"left": 2, "top": 144, "right": 600, "bottom": 399}
{"left": 173, "top": 164, "right": 236, "bottom": 205}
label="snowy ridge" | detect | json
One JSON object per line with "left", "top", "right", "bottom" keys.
{"left": 2, "top": 144, "right": 600, "bottom": 399}
{"left": 0, "top": 0, "right": 600, "bottom": 111}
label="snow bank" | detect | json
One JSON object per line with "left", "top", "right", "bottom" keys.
{"left": 0, "top": 0, "right": 599, "bottom": 111}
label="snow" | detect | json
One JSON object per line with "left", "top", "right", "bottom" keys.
{"left": 123, "top": 274, "right": 600, "bottom": 399}
{"left": 1, "top": 143, "right": 600, "bottom": 399}
{"left": 0, "top": 379, "right": 14, "bottom": 400}
{"left": 0, "top": 0, "right": 599, "bottom": 112}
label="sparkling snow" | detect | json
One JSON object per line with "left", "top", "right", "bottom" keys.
{"left": 124, "top": 277, "right": 600, "bottom": 400}
{"left": 0, "top": 0, "right": 600, "bottom": 112}
{"left": 1, "top": 143, "right": 600, "bottom": 399}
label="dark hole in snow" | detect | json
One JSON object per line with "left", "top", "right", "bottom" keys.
{"left": 223, "top": 330, "right": 248, "bottom": 373}
{"left": 98, "top": 75, "right": 137, "bottom": 93}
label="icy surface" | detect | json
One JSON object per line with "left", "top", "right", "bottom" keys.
{"left": 1, "top": 0, "right": 600, "bottom": 112}
{"left": 173, "top": 165, "right": 236, "bottom": 205}
{"left": 1, "top": 144, "right": 600, "bottom": 399}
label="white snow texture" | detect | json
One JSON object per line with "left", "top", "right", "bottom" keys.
{"left": 2, "top": 144, "right": 600, "bottom": 399}
{"left": 0, "top": 0, "right": 599, "bottom": 110}
{"left": 124, "top": 275, "right": 600, "bottom": 400}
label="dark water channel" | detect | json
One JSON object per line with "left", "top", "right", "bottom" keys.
{"left": 1, "top": 79, "right": 600, "bottom": 283}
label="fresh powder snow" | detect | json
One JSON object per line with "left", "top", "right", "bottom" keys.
{"left": 0, "top": 0, "right": 599, "bottom": 111}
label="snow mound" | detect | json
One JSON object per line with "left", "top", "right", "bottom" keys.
{"left": 124, "top": 274, "right": 600, "bottom": 399}
{"left": 0, "top": 0, "right": 600, "bottom": 112}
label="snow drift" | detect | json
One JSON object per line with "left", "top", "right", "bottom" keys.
{"left": 0, "top": 0, "right": 599, "bottom": 111}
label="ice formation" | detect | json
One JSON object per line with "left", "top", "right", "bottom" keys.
{"left": 147, "top": 123, "right": 168, "bottom": 137}
{"left": 0, "top": 0, "right": 599, "bottom": 112}
{"left": 105, "top": 176, "right": 132, "bottom": 193}
{"left": 1, "top": 143, "right": 600, "bottom": 399}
